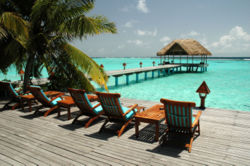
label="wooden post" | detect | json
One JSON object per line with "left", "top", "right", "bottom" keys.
{"left": 158, "top": 70, "right": 161, "bottom": 77}
{"left": 126, "top": 75, "right": 129, "bottom": 85}
{"left": 136, "top": 73, "right": 139, "bottom": 82}
{"left": 115, "top": 77, "right": 118, "bottom": 86}
{"left": 144, "top": 72, "right": 147, "bottom": 80}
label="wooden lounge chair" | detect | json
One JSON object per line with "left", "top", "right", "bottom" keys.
{"left": 0, "top": 81, "right": 30, "bottom": 110}
{"left": 160, "top": 98, "right": 202, "bottom": 153}
{"left": 28, "top": 86, "right": 64, "bottom": 117}
{"left": 96, "top": 92, "right": 138, "bottom": 137}
{"left": 68, "top": 88, "right": 103, "bottom": 128}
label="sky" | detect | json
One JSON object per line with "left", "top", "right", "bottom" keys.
{"left": 72, "top": 0, "right": 250, "bottom": 57}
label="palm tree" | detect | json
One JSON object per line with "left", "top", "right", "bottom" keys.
{"left": 0, "top": 0, "right": 116, "bottom": 92}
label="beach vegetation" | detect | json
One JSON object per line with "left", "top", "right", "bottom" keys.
{"left": 0, "top": 0, "right": 116, "bottom": 92}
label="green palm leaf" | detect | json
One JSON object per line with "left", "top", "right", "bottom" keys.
{"left": 62, "top": 43, "right": 109, "bottom": 90}
{"left": 0, "top": 12, "right": 29, "bottom": 48}
{"left": 62, "top": 15, "right": 116, "bottom": 39}
{"left": 0, "top": 26, "right": 7, "bottom": 39}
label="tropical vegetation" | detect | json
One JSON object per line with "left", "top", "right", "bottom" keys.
{"left": 0, "top": 0, "right": 116, "bottom": 92}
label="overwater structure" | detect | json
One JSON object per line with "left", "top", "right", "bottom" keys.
{"left": 157, "top": 39, "right": 212, "bottom": 72}
{"left": 108, "top": 39, "right": 212, "bottom": 86}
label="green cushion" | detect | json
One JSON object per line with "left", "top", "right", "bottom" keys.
{"left": 9, "top": 84, "right": 19, "bottom": 97}
{"left": 122, "top": 106, "right": 137, "bottom": 120}
{"left": 92, "top": 103, "right": 103, "bottom": 114}
{"left": 51, "top": 97, "right": 63, "bottom": 106}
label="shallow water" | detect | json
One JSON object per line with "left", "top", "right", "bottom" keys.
{"left": 94, "top": 58, "right": 250, "bottom": 112}
{"left": 1, "top": 58, "right": 250, "bottom": 111}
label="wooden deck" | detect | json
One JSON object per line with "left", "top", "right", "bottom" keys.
{"left": 1, "top": 98, "right": 250, "bottom": 165}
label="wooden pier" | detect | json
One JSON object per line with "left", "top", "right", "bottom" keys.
{"left": 106, "top": 63, "right": 208, "bottom": 86}
{"left": 0, "top": 98, "right": 250, "bottom": 165}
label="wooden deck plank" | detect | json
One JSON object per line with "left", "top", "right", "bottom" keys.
{"left": 0, "top": 159, "right": 11, "bottom": 166}
{"left": 0, "top": 153, "right": 25, "bottom": 166}
{"left": 0, "top": 144, "right": 37, "bottom": 166}
{"left": 1, "top": 98, "right": 250, "bottom": 165}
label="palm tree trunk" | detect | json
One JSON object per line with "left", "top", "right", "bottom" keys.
{"left": 23, "top": 53, "right": 35, "bottom": 92}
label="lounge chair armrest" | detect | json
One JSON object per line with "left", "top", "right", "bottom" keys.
{"left": 49, "top": 93, "right": 65, "bottom": 103}
{"left": 123, "top": 104, "right": 138, "bottom": 116}
{"left": 192, "top": 111, "right": 202, "bottom": 128}
{"left": 90, "top": 102, "right": 101, "bottom": 110}
{"left": 23, "top": 90, "right": 30, "bottom": 94}
{"left": 19, "top": 90, "right": 31, "bottom": 96}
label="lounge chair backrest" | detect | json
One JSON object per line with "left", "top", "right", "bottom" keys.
{"left": 96, "top": 92, "right": 124, "bottom": 119}
{"left": 68, "top": 88, "right": 93, "bottom": 114}
{"left": 28, "top": 86, "right": 51, "bottom": 106}
{"left": 160, "top": 98, "right": 196, "bottom": 129}
{"left": 0, "top": 81, "right": 19, "bottom": 98}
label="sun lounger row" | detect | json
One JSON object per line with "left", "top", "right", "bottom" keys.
{"left": 0, "top": 81, "right": 201, "bottom": 152}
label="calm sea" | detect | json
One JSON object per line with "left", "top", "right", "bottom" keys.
{"left": 1, "top": 58, "right": 250, "bottom": 111}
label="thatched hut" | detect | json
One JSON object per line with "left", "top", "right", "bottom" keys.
{"left": 157, "top": 39, "right": 212, "bottom": 65}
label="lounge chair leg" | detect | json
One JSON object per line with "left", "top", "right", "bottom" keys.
{"left": 72, "top": 113, "right": 83, "bottom": 124}
{"left": 85, "top": 114, "right": 101, "bottom": 128}
{"left": 117, "top": 119, "right": 132, "bottom": 137}
{"left": 99, "top": 119, "right": 108, "bottom": 133}
{"left": 34, "top": 105, "right": 44, "bottom": 115}
{"left": 11, "top": 103, "right": 19, "bottom": 110}
{"left": 1, "top": 100, "right": 13, "bottom": 111}
{"left": 28, "top": 100, "right": 33, "bottom": 112}
{"left": 197, "top": 120, "right": 200, "bottom": 135}
{"left": 44, "top": 106, "right": 59, "bottom": 117}
{"left": 188, "top": 136, "right": 194, "bottom": 153}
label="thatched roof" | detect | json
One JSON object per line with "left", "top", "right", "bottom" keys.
{"left": 157, "top": 39, "right": 212, "bottom": 56}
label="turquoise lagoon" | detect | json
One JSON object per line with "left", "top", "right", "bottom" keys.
{"left": 1, "top": 58, "right": 250, "bottom": 111}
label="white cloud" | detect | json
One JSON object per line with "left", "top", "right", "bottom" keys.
{"left": 124, "top": 21, "right": 133, "bottom": 28}
{"left": 127, "top": 39, "right": 144, "bottom": 46}
{"left": 137, "top": 0, "right": 149, "bottom": 13}
{"left": 211, "top": 35, "right": 234, "bottom": 48}
{"left": 180, "top": 30, "right": 200, "bottom": 38}
{"left": 211, "top": 26, "right": 250, "bottom": 48}
{"left": 210, "top": 26, "right": 250, "bottom": 53}
{"left": 188, "top": 31, "right": 200, "bottom": 36}
{"left": 160, "top": 36, "right": 171, "bottom": 46}
{"left": 136, "top": 29, "right": 157, "bottom": 37}
{"left": 160, "top": 36, "right": 171, "bottom": 43}
{"left": 229, "top": 26, "right": 250, "bottom": 41}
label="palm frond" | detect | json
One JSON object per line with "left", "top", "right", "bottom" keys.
{"left": 0, "top": 11, "right": 29, "bottom": 47}
{"left": 31, "top": 0, "right": 94, "bottom": 33}
{"left": 61, "top": 15, "right": 117, "bottom": 39}
{"left": 62, "top": 43, "right": 109, "bottom": 91}
{"left": 0, "top": 26, "right": 7, "bottom": 39}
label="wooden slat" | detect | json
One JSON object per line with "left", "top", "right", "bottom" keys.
{"left": 1, "top": 98, "right": 250, "bottom": 165}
